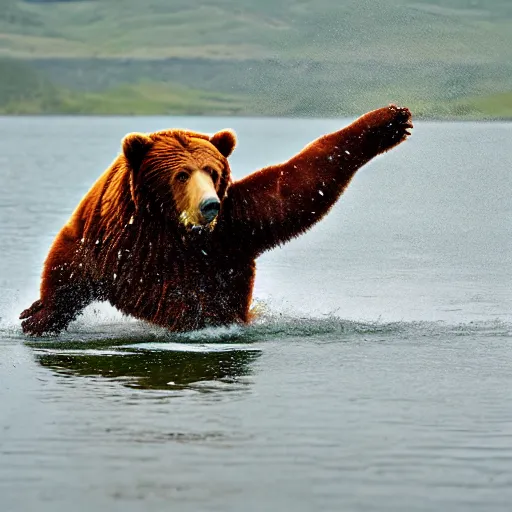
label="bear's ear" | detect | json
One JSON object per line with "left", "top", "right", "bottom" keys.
{"left": 210, "top": 129, "right": 237, "bottom": 158}
{"left": 122, "top": 132, "right": 153, "bottom": 170}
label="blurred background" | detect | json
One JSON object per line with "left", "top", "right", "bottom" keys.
{"left": 0, "top": 0, "right": 511, "bottom": 118}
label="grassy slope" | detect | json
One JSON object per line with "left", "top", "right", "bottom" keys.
{"left": 0, "top": 59, "right": 245, "bottom": 114}
{"left": 0, "top": 0, "right": 511, "bottom": 117}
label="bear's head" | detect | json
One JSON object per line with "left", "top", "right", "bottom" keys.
{"left": 122, "top": 128, "right": 236, "bottom": 229}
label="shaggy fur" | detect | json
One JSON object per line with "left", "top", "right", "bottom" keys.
{"left": 20, "top": 105, "right": 412, "bottom": 335}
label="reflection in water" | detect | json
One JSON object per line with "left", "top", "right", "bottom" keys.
{"left": 34, "top": 346, "right": 261, "bottom": 391}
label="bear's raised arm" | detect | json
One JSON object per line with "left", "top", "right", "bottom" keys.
{"left": 219, "top": 105, "right": 412, "bottom": 257}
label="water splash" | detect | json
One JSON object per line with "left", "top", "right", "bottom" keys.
{"left": 2, "top": 304, "right": 510, "bottom": 350}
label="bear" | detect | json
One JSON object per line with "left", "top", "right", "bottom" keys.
{"left": 20, "top": 104, "right": 412, "bottom": 336}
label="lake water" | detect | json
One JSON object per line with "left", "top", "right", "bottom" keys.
{"left": 1, "top": 117, "right": 511, "bottom": 512}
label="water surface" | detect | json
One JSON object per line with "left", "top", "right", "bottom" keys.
{"left": 1, "top": 117, "right": 511, "bottom": 512}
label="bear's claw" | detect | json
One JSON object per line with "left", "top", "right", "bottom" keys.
{"left": 20, "top": 300, "right": 69, "bottom": 336}
{"left": 368, "top": 104, "right": 413, "bottom": 153}
{"left": 19, "top": 299, "right": 43, "bottom": 320}
{"left": 21, "top": 310, "right": 66, "bottom": 337}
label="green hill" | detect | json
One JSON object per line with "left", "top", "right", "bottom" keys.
{"left": 1, "top": 0, "right": 511, "bottom": 117}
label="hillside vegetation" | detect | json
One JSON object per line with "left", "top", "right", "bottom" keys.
{"left": 1, "top": 0, "right": 511, "bottom": 117}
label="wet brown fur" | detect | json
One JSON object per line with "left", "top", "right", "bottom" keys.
{"left": 20, "top": 105, "right": 412, "bottom": 336}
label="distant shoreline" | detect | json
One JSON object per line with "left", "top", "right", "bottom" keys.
{"left": 2, "top": 58, "right": 511, "bottom": 120}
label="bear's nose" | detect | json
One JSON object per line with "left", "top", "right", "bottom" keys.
{"left": 200, "top": 197, "right": 220, "bottom": 222}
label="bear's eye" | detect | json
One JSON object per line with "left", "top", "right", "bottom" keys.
{"left": 204, "top": 166, "right": 219, "bottom": 184}
{"left": 176, "top": 171, "right": 189, "bottom": 183}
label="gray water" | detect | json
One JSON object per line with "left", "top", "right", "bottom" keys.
{"left": 1, "top": 117, "right": 511, "bottom": 512}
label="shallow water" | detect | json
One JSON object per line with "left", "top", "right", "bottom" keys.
{"left": 1, "top": 117, "right": 511, "bottom": 512}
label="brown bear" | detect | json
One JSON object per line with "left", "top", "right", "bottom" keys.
{"left": 20, "top": 105, "right": 412, "bottom": 336}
